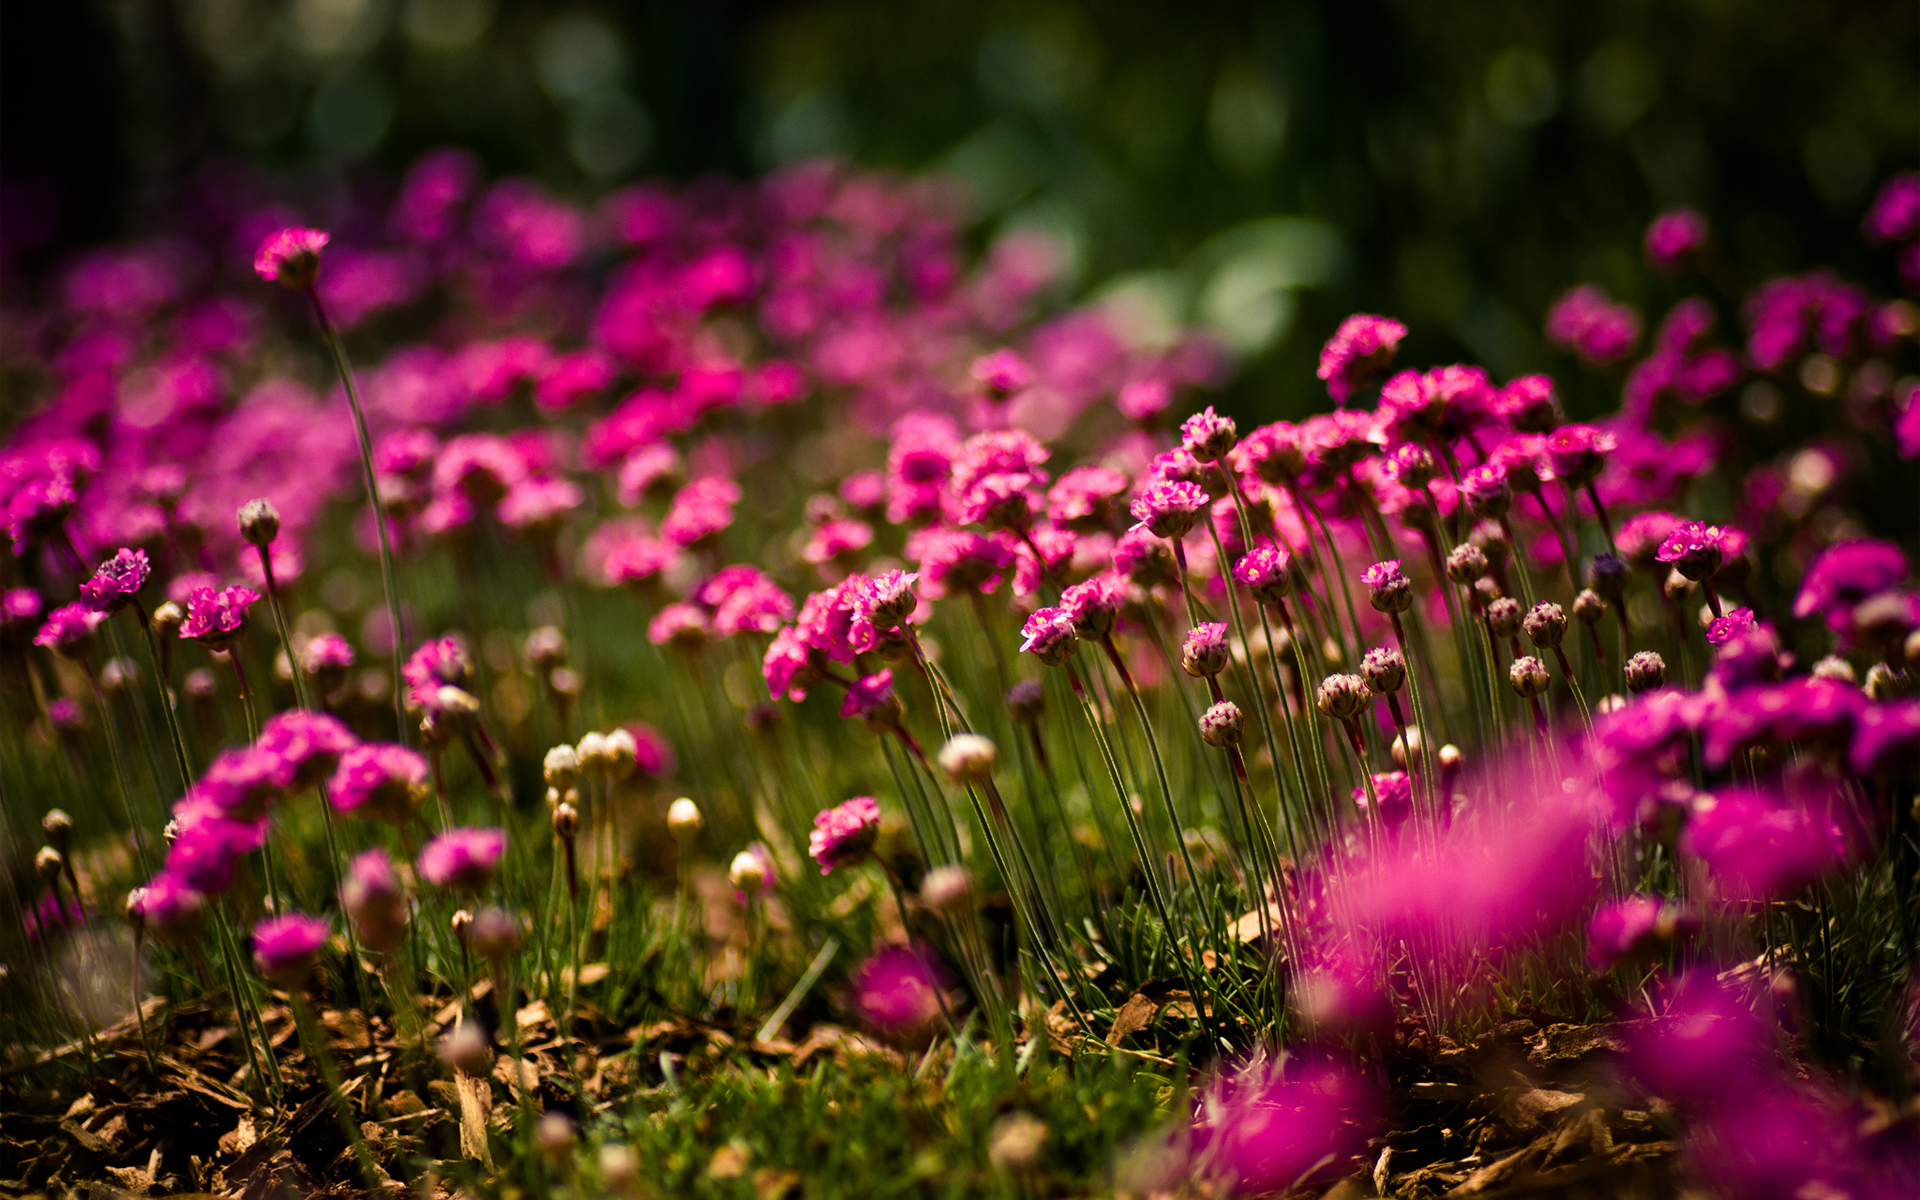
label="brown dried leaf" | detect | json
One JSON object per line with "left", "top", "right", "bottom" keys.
{"left": 1106, "top": 993, "right": 1159, "bottom": 1046}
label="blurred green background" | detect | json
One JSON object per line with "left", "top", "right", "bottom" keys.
{"left": 3, "top": 0, "right": 1915, "bottom": 417}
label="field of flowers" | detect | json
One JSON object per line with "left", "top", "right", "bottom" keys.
{"left": 2, "top": 151, "right": 1919, "bottom": 1198}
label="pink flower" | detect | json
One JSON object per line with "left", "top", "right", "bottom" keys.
{"left": 1180, "top": 406, "right": 1238, "bottom": 463}
{"left": 1317, "top": 314, "right": 1407, "bottom": 402}
{"left": 615, "top": 443, "right": 683, "bottom": 506}
{"left": 660, "top": 476, "right": 741, "bottom": 548}
{"left": 808, "top": 797, "right": 880, "bottom": 873}
{"left": 257, "top": 710, "right": 358, "bottom": 790}
{"left": 1492, "top": 375, "right": 1562, "bottom": 432}
{"left": 418, "top": 827, "right": 507, "bottom": 891}
{"left": 34, "top": 602, "right": 106, "bottom": 657}
{"left": 851, "top": 944, "right": 948, "bottom": 1038}
{"left": 1115, "top": 378, "right": 1172, "bottom": 421}
{"left": 1060, "top": 572, "right": 1123, "bottom": 638}
{"left": 970, "top": 348, "right": 1033, "bottom": 394}
{"left": 852, "top": 568, "right": 919, "bottom": 634}
{"left": 176, "top": 586, "right": 259, "bottom": 647}
{"left": 1703, "top": 606, "right": 1755, "bottom": 646}
{"left": 301, "top": 632, "right": 355, "bottom": 677}
{"left": 1195, "top": 1062, "right": 1379, "bottom": 1194}
{"left": 1654, "top": 520, "right": 1725, "bottom": 581}
{"left": 79, "top": 547, "right": 150, "bottom": 614}
{"left": 648, "top": 602, "right": 711, "bottom": 650}
{"left": 1019, "top": 607, "right": 1079, "bottom": 667}
{"left": 402, "top": 635, "right": 473, "bottom": 708}
{"left": 1644, "top": 208, "right": 1709, "bottom": 271}
{"left": 1683, "top": 786, "right": 1848, "bottom": 900}
{"left": 341, "top": 849, "right": 408, "bottom": 955}
{"left": 699, "top": 565, "right": 795, "bottom": 636}
{"left": 1586, "top": 894, "right": 1697, "bottom": 972}
{"left": 1543, "top": 423, "right": 1616, "bottom": 487}
{"left": 1129, "top": 479, "right": 1208, "bottom": 540}
{"left": 253, "top": 227, "right": 329, "bottom": 288}
{"left": 131, "top": 872, "right": 205, "bottom": 945}
{"left": 762, "top": 625, "right": 817, "bottom": 702}
{"left": 1863, "top": 172, "right": 1920, "bottom": 244}
{"left": 801, "top": 517, "right": 874, "bottom": 567}
{"left": 497, "top": 476, "right": 582, "bottom": 536}
{"left": 839, "top": 669, "right": 900, "bottom": 725}
{"left": 252, "top": 913, "right": 330, "bottom": 989}
{"left": 913, "top": 528, "right": 1017, "bottom": 598}
{"left": 329, "top": 743, "right": 428, "bottom": 821}
{"left": 1046, "top": 465, "right": 1128, "bottom": 531}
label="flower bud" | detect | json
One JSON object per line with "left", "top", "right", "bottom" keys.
{"left": 1360, "top": 646, "right": 1405, "bottom": 694}
{"left": 599, "top": 1144, "right": 638, "bottom": 1194}
{"left": 449, "top": 908, "right": 474, "bottom": 939}
{"left": 1662, "top": 568, "right": 1694, "bottom": 604}
{"left": 525, "top": 625, "right": 566, "bottom": 669}
{"left": 1439, "top": 743, "right": 1463, "bottom": 773}
{"left": 1486, "top": 597, "right": 1522, "bottom": 639}
{"left": 1508, "top": 655, "right": 1551, "bottom": 699}
{"left": 1572, "top": 588, "right": 1607, "bottom": 626}
{"left": 1315, "top": 673, "right": 1370, "bottom": 721}
{"left": 35, "top": 846, "right": 64, "bottom": 883}
{"left": 1469, "top": 520, "right": 1511, "bottom": 569}
{"left": 1180, "top": 622, "right": 1230, "bottom": 678}
{"left": 462, "top": 907, "right": 524, "bottom": 960}
{"left": 1905, "top": 628, "right": 1920, "bottom": 674}
{"left": 552, "top": 802, "right": 580, "bottom": 840}
{"left": 100, "top": 658, "right": 138, "bottom": 692}
{"left": 1006, "top": 679, "right": 1045, "bottom": 723}
{"left": 920, "top": 865, "right": 974, "bottom": 914}
{"left": 1810, "top": 654, "right": 1857, "bottom": 684}
{"left": 667, "top": 797, "right": 703, "bottom": 842}
{"left": 543, "top": 744, "right": 581, "bottom": 789}
{"left": 1589, "top": 552, "right": 1629, "bottom": 602}
{"left": 1445, "top": 543, "right": 1488, "bottom": 584}
{"left": 41, "top": 809, "right": 72, "bottom": 853}
{"left": 151, "top": 601, "right": 183, "bottom": 638}
{"left": 535, "top": 1112, "right": 576, "bottom": 1165}
{"left": 728, "top": 849, "right": 769, "bottom": 895}
{"left": 1390, "top": 725, "right": 1422, "bottom": 767}
{"left": 987, "top": 1112, "right": 1049, "bottom": 1173}
{"left": 603, "top": 728, "right": 638, "bottom": 778}
{"left": 1388, "top": 443, "right": 1434, "bottom": 489}
{"left": 1181, "top": 407, "right": 1238, "bottom": 463}
{"left": 1362, "top": 561, "right": 1413, "bottom": 614}
{"left": 1624, "top": 650, "right": 1667, "bottom": 694}
{"left": 1596, "top": 693, "right": 1627, "bottom": 714}
{"left": 237, "top": 498, "right": 280, "bottom": 547}
{"left": 1198, "top": 700, "right": 1244, "bottom": 748}
{"left": 1523, "top": 601, "right": 1567, "bottom": 649}
{"left": 439, "top": 1019, "right": 494, "bottom": 1076}
{"left": 576, "top": 731, "right": 612, "bottom": 774}
{"left": 937, "top": 733, "right": 999, "bottom": 785}
{"left": 1864, "top": 662, "right": 1907, "bottom": 701}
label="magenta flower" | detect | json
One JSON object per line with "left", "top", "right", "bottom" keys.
{"left": 340, "top": 849, "right": 408, "bottom": 955}
{"left": 970, "top": 348, "right": 1033, "bottom": 394}
{"left": 252, "top": 913, "right": 330, "bottom": 989}
{"left": 179, "top": 585, "right": 260, "bottom": 647}
{"left": 253, "top": 227, "right": 329, "bottom": 289}
{"left": 950, "top": 431, "right": 1050, "bottom": 520}
{"left": 1703, "top": 606, "right": 1756, "bottom": 647}
{"left": 808, "top": 797, "right": 880, "bottom": 874}
{"left": 3, "top": 587, "right": 44, "bottom": 636}
{"left": 599, "top": 528, "right": 681, "bottom": 590}
{"left": 851, "top": 568, "right": 919, "bottom": 636}
{"left": 194, "top": 746, "right": 285, "bottom": 821}
{"left": 1180, "top": 621, "right": 1230, "bottom": 677}
{"left": 1059, "top": 572, "right": 1123, "bottom": 638}
{"left": 801, "top": 517, "right": 874, "bottom": 567}
{"left": 1644, "top": 207, "right": 1709, "bottom": 271}
{"left": 1317, "top": 313, "right": 1407, "bottom": 402}
{"left": 1493, "top": 375, "right": 1561, "bottom": 432}
{"left": 418, "top": 827, "right": 507, "bottom": 891}
{"left": 1863, "top": 171, "right": 1920, "bottom": 244}
{"left": 701, "top": 565, "right": 796, "bottom": 637}
{"left": 852, "top": 944, "right": 949, "bottom": 1039}
{"left": 1851, "top": 701, "right": 1920, "bottom": 776}
{"left": 1543, "top": 424, "right": 1616, "bottom": 487}
{"left": 402, "top": 634, "right": 474, "bottom": 708}
{"left": 1586, "top": 894, "right": 1697, "bottom": 972}
{"left": 762, "top": 625, "right": 818, "bottom": 702}
{"left": 79, "top": 547, "right": 150, "bottom": 614}
{"left": 1115, "top": 377, "right": 1172, "bottom": 421}
{"left": 1545, "top": 284, "right": 1641, "bottom": 365}
{"left": 497, "top": 476, "right": 582, "bottom": 535}
{"left": 648, "top": 601, "right": 711, "bottom": 651}
{"left": 1793, "top": 540, "right": 1909, "bottom": 631}
{"left": 1655, "top": 521, "right": 1725, "bottom": 581}
{"left": 34, "top": 602, "right": 106, "bottom": 658}
{"left": 1179, "top": 406, "right": 1238, "bottom": 463}
{"left": 1683, "top": 787, "right": 1847, "bottom": 900}
{"left": 257, "top": 710, "right": 358, "bottom": 789}
{"left": 1129, "top": 479, "right": 1208, "bottom": 540}
{"left": 329, "top": 743, "right": 428, "bottom": 821}
{"left": 1019, "top": 607, "right": 1079, "bottom": 667}
{"left": 1352, "top": 770, "right": 1414, "bottom": 828}
{"left": 1232, "top": 545, "right": 1293, "bottom": 604}
{"left": 131, "top": 872, "right": 206, "bottom": 945}
{"left": 839, "top": 669, "right": 900, "bottom": 726}
{"left": 300, "top": 632, "right": 354, "bottom": 677}
{"left": 660, "top": 475, "right": 741, "bottom": 549}
{"left": 1195, "top": 1061, "right": 1379, "bottom": 1194}
{"left": 1046, "top": 465, "right": 1129, "bottom": 531}
{"left": 1616, "top": 509, "right": 1682, "bottom": 571}
{"left": 913, "top": 528, "right": 1017, "bottom": 598}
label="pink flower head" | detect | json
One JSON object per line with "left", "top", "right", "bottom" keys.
{"left": 193, "top": 746, "right": 285, "bottom": 821}
{"left": 301, "top": 632, "right": 355, "bottom": 677}
{"left": 1459, "top": 462, "right": 1511, "bottom": 517}
{"left": 970, "top": 348, "right": 1033, "bottom": 395}
{"left": 1851, "top": 700, "right": 1920, "bottom": 776}
{"left": 253, "top": 227, "right": 329, "bottom": 289}
{"left": 700, "top": 565, "right": 795, "bottom": 637}
{"left": 839, "top": 669, "right": 900, "bottom": 725}
{"left": 852, "top": 944, "right": 949, "bottom": 1039}
{"left": 131, "top": 872, "right": 206, "bottom": 945}
{"left": 801, "top": 517, "right": 875, "bottom": 567}
{"left": 853, "top": 568, "right": 919, "bottom": 634}
{"left": 914, "top": 528, "right": 1017, "bottom": 598}
{"left": 648, "top": 601, "right": 711, "bottom": 651}
{"left": 795, "top": 579, "right": 870, "bottom": 663}
{"left": 1237, "top": 421, "right": 1308, "bottom": 484}
{"left": 1301, "top": 409, "right": 1385, "bottom": 474}
{"left": 1644, "top": 208, "right": 1709, "bottom": 271}
{"left": 79, "top": 548, "right": 150, "bottom": 614}
{"left": 1060, "top": 572, "right": 1123, "bottom": 638}
{"left": 660, "top": 476, "right": 741, "bottom": 549}
{"left": 418, "top": 827, "right": 507, "bottom": 892}
{"left": 615, "top": 442, "right": 683, "bottom": 506}
{"left": 402, "top": 635, "right": 473, "bottom": 708}
{"left": 1543, "top": 423, "right": 1617, "bottom": 487}
{"left": 497, "top": 476, "right": 582, "bottom": 536}
{"left": 1703, "top": 606, "right": 1756, "bottom": 647}
{"left": 3, "top": 587, "right": 44, "bottom": 636}
{"left": 1317, "top": 313, "right": 1407, "bottom": 402}
{"left": 1794, "top": 540, "right": 1909, "bottom": 631}
{"left": 34, "top": 602, "right": 106, "bottom": 657}
{"left": 1046, "top": 465, "right": 1128, "bottom": 531}
{"left": 885, "top": 411, "right": 961, "bottom": 526}
{"left": 1195, "top": 1061, "right": 1379, "bottom": 1195}
{"left": 252, "top": 913, "right": 330, "bottom": 989}
{"left": 1112, "top": 525, "right": 1177, "bottom": 587}
{"left": 762, "top": 625, "right": 818, "bottom": 702}
{"left": 1586, "top": 894, "right": 1697, "bottom": 972}
{"left": 1683, "top": 787, "right": 1847, "bottom": 900}
{"left": 1129, "top": 479, "right": 1208, "bottom": 540}
{"left": 600, "top": 530, "right": 680, "bottom": 590}
{"left": 1116, "top": 377, "right": 1172, "bottom": 422}
{"left": 433, "top": 433, "right": 530, "bottom": 505}
{"left": 1233, "top": 544, "right": 1294, "bottom": 605}
{"left": 179, "top": 585, "right": 260, "bottom": 647}
{"left": 1352, "top": 770, "right": 1415, "bottom": 828}
{"left": 1181, "top": 621, "right": 1230, "bottom": 677}
{"left": 1180, "top": 406, "right": 1238, "bottom": 463}
{"left": 1493, "top": 375, "right": 1562, "bottom": 432}
{"left": 1863, "top": 172, "right": 1920, "bottom": 244}
{"left": 1616, "top": 510, "right": 1682, "bottom": 571}
{"left": 1019, "top": 607, "right": 1079, "bottom": 667}
{"left": 341, "top": 848, "right": 408, "bottom": 955}
{"left": 258, "top": 710, "right": 357, "bottom": 790}
{"left": 1654, "top": 520, "right": 1724, "bottom": 581}
{"left": 808, "top": 796, "right": 880, "bottom": 874}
